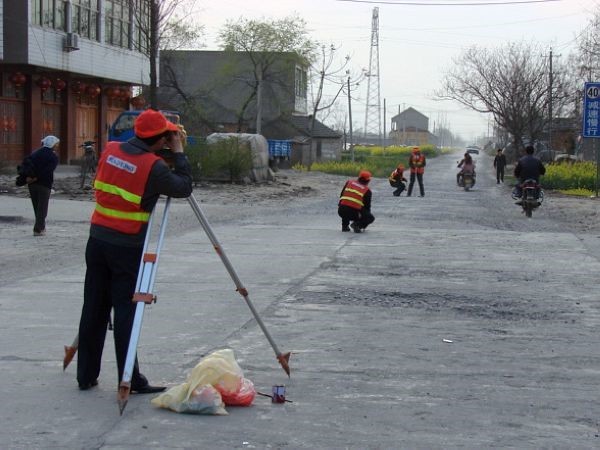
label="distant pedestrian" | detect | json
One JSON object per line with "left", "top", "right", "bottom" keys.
{"left": 338, "top": 170, "right": 375, "bottom": 233}
{"left": 493, "top": 148, "right": 507, "bottom": 184}
{"left": 26, "top": 135, "right": 59, "bottom": 236}
{"left": 407, "top": 146, "right": 426, "bottom": 197}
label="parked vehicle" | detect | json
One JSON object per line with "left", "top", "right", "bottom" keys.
{"left": 108, "top": 110, "right": 181, "bottom": 142}
{"left": 513, "top": 179, "right": 544, "bottom": 218}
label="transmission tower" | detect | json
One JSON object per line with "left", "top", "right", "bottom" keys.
{"left": 363, "top": 7, "right": 381, "bottom": 140}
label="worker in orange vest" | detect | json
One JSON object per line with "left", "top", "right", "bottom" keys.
{"left": 407, "top": 146, "right": 426, "bottom": 197}
{"left": 338, "top": 170, "right": 375, "bottom": 233}
{"left": 76, "top": 109, "right": 193, "bottom": 393}
{"left": 388, "top": 163, "right": 407, "bottom": 197}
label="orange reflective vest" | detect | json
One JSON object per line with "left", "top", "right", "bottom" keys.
{"left": 339, "top": 179, "right": 369, "bottom": 210}
{"left": 409, "top": 154, "right": 426, "bottom": 174}
{"left": 91, "top": 142, "right": 161, "bottom": 234}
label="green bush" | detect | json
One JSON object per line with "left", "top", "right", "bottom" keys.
{"left": 185, "top": 137, "right": 254, "bottom": 182}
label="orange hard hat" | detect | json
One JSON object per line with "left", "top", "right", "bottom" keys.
{"left": 412, "top": 146, "right": 420, "bottom": 153}
{"left": 397, "top": 164, "right": 404, "bottom": 170}
{"left": 358, "top": 170, "right": 372, "bottom": 181}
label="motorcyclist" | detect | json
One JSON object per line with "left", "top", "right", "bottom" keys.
{"left": 456, "top": 152, "right": 476, "bottom": 186}
{"left": 513, "top": 145, "right": 546, "bottom": 199}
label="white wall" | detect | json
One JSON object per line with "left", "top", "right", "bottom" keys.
{"left": 27, "top": 27, "right": 149, "bottom": 84}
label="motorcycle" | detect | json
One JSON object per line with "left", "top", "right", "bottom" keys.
{"left": 457, "top": 171, "right": 475, "bottom": 191}
{"left": 513, "top": 178, "right": 544, "bottom": 218}
{"left": 79, "top": 140, "right": 97, "bottom": 188}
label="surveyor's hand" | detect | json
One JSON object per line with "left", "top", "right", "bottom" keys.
{"left": 166, "top": 130, "right": 184, "bottom": 153}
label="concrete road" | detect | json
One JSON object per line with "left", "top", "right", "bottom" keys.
{"left": 1, "top": 152, "right": 600, "bottom": 449}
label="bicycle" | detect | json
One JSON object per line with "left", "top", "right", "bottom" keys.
{"left": 79, "top": 141, "right": 97, "bottom": 189}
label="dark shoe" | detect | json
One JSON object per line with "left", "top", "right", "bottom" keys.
{"left": 131, "top": 384, "right": 166, "bottom": 394}
{"left": 393, "top": 192, "right": 400, "bottom": 197}
{"left": 78, "top": 379, "right": 98, "bottom": 391}
{"left": 351, "top": 222, "right": 361, "bottom": 233}
{"left": 342, "top": 226, "right": 350, "bottom": 232}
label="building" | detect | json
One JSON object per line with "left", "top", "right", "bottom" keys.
{"left": 262, "top": 115, "right": 342, "bottom": 167}
{"left": 390, "top": 106, "right": 437, "bottom": 146}
{"left": 1, "top": 0, "right": 150, "bottom": 164}
{"left": 157, "top": 50, "right": 309, "bottom": 136}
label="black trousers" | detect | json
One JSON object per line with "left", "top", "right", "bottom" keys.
{"left": 496, "top": 166, "right": 505, "bottom": 182}
{"left": 407, "top": 172, "right": 424, "bottom": 196}
{"left": 28, "top": 183, "right": 51, "bottom": 233}
{"left": 392, "top": 181, "right": 406, "bottom": 196}
{"left": 338, "top": 205, "right": 375, "bottom": 229}
{"left": 77, "top": 237, "right": 147, "bottom": 388}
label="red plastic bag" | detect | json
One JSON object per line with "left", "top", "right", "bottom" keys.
{"left": 217, "top": 377, "right": 256, "bottom": 406}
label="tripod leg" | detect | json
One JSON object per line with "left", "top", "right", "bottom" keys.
{"left": 187, "top": 194, "right": 291, "bottom": 377}
{"left": 118, "top": 197, "right": 172, "bottom": 415}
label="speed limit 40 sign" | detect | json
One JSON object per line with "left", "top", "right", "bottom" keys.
{"left": 583, "top": 82, "right": 600, "bottom": 137}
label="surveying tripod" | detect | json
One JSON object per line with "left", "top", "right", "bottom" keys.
{"left": 63, "top": 193, "right": 291, "bottom": 415}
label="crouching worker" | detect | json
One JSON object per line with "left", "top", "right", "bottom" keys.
{"left": 389, "top": 164, "right": 407, "bottom": 197}
{"left": 338, "top": 170, "right": 375, "bottom": 233}
{"left": 76, "top": 109, "right": 193, "bottom": 393}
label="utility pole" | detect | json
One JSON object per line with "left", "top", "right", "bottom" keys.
{"left": 383, "top": 98, "right": 386, "bottom": 154}
{"left": 347, "top": 77, "right": 354, "bottom": 162}
{"left": 545, "top": 48, "right": 561, "bottom": 159}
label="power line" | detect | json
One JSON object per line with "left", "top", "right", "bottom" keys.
{"left": 337, "top": 0, "right": 561, "bottom": 5}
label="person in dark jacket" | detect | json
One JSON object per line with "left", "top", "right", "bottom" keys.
{"left": 493, "top": 148, "right": 507, "bottom": 183}
{"left": 27, "top": 135, "right": 59, "bottom": 236}
{"left": 513, "top": 145, "right": 546, "bottom": 199}
{"left": 76, "top": 109, "right": 193, "bottom": 393}
{"left": 338, "top": 170, "right": 375, "bottom": 233}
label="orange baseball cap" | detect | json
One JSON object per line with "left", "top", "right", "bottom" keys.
{"left": 358, "top": 170, "right": 372, "bottom": 181}
{"left": 134, "top": 109, "right": 179, "bottom": 138}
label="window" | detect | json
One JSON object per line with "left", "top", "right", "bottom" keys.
{"left": 295, "top": 67, "right": 307, "bottom": 99}
{"left": 72, "top": 0, "right": 99, "bottom": 40}
{"left": 132, "top": 0, "right": 150, "bottom": 54}
{"left": 105, "top": 0, "right": 132, "bottom": 48}
{"left": 31, "top": 0, "right": 65, "bottom": 31}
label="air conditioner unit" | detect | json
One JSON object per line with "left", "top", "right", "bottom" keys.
{"left": 64, "top": 33, "right": 80, "bottom": 52}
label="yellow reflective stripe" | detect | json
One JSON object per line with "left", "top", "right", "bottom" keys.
{"left": 95, "top": 204, "right": 150, "bottom": 222}
{"left": 344, "top": 188, "right": 365, "bottom": 196}
{"left": 94, "top": 180, "right": 142, "bottom": 205}
{"left": 340, "top": 196, "right": 364, "bottom": 206}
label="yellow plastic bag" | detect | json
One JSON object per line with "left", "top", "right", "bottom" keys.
{"left": 151, "top": 348, "right": 252, "bottom": 415}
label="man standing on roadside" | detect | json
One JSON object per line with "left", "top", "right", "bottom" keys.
{"left": 493, "top": 148, "right": 507, "bottom": 184}
{"left": 77, "top": 109, "right": 193, "bottom": 393}
{"left": 407, "top": 146, "right": 426, "bottom": 197}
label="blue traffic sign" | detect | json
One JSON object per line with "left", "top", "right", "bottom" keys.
{"left": 583, "top": 82, "right": 600, "bottom": 137}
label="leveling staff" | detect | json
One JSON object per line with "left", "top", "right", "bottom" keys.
{"left": 77, "top": 109, "right": 193, "bottom": 392}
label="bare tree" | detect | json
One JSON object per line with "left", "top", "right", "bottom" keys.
{"left": 438, "top": 42, "right": 568, "bottom": 157}
{"left": 135, "top": 0, "right": 202, "bottom": 108}
{"left": 218, "top": 15, "right": 316, "bottom": 133}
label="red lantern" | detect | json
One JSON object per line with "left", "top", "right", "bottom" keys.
{"left": 130, "top": 95, "right": 146, "bottom": 110}
{"left": 71, "top": 81, "right": 83, "bottom": 94}
{"left": 86, "top": 84, "right": 101, "bottom": 97}
{"left": 104, "top": 87, "right": 117, "bottom": 98}
{"left": 8, "top": 117, "right": 16, "bottom": 131}
{"left": 10, "top": 72, "right": 26, "bottom": 87}
{"left": 55, "top": 78, "right": 66, "bottom": 91}
{"left": 37, "top": 76, "right": 52, "bottom": 92}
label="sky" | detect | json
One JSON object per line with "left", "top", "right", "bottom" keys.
{"left": 192, "top": 0, "right": 596, "bottom": 142}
